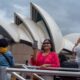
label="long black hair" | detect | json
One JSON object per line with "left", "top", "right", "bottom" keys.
{"left": 41, "top": 39, "right": 54, "bottom": 51}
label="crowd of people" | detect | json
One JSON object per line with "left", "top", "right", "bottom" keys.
{"left": 0, "top": 37, "right": 80, "bottom": 80}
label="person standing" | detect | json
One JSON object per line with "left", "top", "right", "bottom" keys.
{"left": 0, "top": 38, "right": 15, "bottom": 80}
{"left": 30, "top": 39, "right": 60, "bottom": 80}
{"left": 0, "top": 38, "right": 14, "bottom": 67}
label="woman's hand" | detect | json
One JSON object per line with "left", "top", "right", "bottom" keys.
{"left": 32, "top": 40, "right": 38, "bottom": 49}
{"left": 40, "top": 64, "right": 51, "bottom": 68}
{"left": 31, "top": 40, "right": 38, "bottom": 59}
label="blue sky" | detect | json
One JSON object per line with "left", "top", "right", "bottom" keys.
{"left": 0, "top": 0, "right": 80, "bottom": 35}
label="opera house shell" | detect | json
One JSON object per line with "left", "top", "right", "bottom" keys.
{"left": 64, "top": 33, "right": 80, "bottom": 44}
{"left": 0, "top": 3, "right": 80, "bottom": 80}
{"left": 0, "top": 2, "right": 73, "bottom": 54}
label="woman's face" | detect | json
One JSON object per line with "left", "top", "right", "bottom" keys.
{"left": 42, "top": 40, "right": 51, "bottom": 51}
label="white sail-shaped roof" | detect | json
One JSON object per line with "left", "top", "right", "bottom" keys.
{"left": 30, "top": 3, "right": 64, "bottom": 53}
{"left": 64, "top": 33, "right": 80, "bottom": 44}
{"left": 0, "top": 21, "right": 19, "bottom": 42}
{"left": 63, "top": 39, "right": 74, "bottom": 51}
{"left": 14, "top": 12, "right": 49, "bottom": 49}
{"left": 0, "top": 2, "right": 65, "bottom": 53}
{"left": 17, "top": 23, "right": 33, "bottom": 43}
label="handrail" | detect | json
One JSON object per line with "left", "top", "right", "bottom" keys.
{"left": 22, "top": 64, "right": 45, "bottom": 80}
{"left": 14, "top": 64, "right": 45, "bottom": 80}
{"left": 24, "top": 65, "right": 80, "bottom": 71}
{"left": 11, "top": 72, "right": 26, "bottom": 80}
{"left": 6, "top": 67, "right": 80, "bottom": 77}
{"left": 33, "top": 73, "right": 45, "bottom": 80}
{"left": 14, "top": 63, "right": 26, "bottom": 68}
{"left": 14, "top": 64, "right": 80, "bottom": 71}
{"left": 1, "top": 64, "right": 80, "bottom": 80}
{"left": 1, "top": 66, "right": 80, "bottom": 80}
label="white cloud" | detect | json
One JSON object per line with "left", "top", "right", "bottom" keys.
{"left": 0, "top": 9, "right": 11, "bottom": 23}
{"left": 44, "top": 0, "right": 80, "bottom": 35}
{"left": 13, "top": 4, "right": 29, "bottom": 17}
{"left": 0, "top": 0, "right": 80, "bottom": 35}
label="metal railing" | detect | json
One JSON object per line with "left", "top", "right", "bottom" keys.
{"left": 0, "top": 64, "right": 45, "bottom": 80}
{"left": 1, "top": 64, "right": 80, "bottom": 80}
{"left": 6, "top": 67, "right": 80, "bottom": 76}
{"left": 11, "top": 72, "right": 26, "bottom": 80}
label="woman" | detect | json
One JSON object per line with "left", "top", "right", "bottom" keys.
{"left": 30, "top": 39, "right": 60, "bottom": 80}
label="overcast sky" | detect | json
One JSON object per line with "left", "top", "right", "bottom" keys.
{"left": 0, "top": 0, "right": 80, "bottom": 36}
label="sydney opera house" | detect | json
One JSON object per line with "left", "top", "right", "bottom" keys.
{"left": 0, "top": 2, "right": 80, "bottom": 80}
{"left": 0, "top": 2, "right": 75, "bottom": 63}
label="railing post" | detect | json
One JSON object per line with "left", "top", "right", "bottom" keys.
{"left": 0, "top": 67, "right": 7, "bottom": 80}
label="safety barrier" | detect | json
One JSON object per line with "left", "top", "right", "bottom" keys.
{"left": 1, "top": 64, "right": 80, "bottom": 80}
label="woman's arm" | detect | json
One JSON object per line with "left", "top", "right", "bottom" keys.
{"left": 30, "top": 41, "right": 38, "bottom": 65}
{"left": 40, "top": 64, "right": 51, "bottom": 68}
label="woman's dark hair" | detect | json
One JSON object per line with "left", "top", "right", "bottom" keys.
{"left": 41, "top": 39, "right": 54, "bottom": 51}
{"left": 0, "top": 38, "right": 9, "bottom": 47}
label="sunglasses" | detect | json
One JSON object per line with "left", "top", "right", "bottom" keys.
{"left": 43, "top": 42, "right": 50, "bottom": 44}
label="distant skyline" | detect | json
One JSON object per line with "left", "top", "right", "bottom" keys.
{"left": 0, "top": 0, "right": 80, "bottom": 35}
